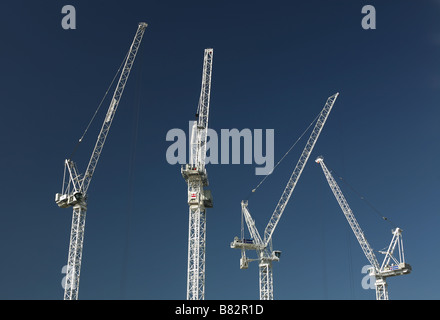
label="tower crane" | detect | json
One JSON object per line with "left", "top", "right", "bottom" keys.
{"left": 55, "top": 22, "right": 148, "bottom": 300}
{"left": 181, "top": 48, "right": 214, "bottom": 300}
{"left": 315, "top": 156, "right": 411, "bottom": 300}
{"left": 231, "top": 93, "right": 339, "bottom": 300}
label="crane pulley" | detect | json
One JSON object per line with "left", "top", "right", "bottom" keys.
{"left": 55, "top": 22, "right": 148, "bottom": 300}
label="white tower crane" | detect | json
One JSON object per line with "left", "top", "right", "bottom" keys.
{"left": 315, "top": 156, "right": 411, "bottom": 300}
{"left": 55, "top": 22, "right": 148, "bottom": 300}
{"left": 231, "top": 93, "right": 339, "bottom": 300}
{"left": 181, "top": 48, "right": 214, "bottom": 300}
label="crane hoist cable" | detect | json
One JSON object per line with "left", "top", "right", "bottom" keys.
{"left": 69, "top": 51, "right": 129, "bottom": 160}
{"left": 326, "top": 164, "right": 396, "bottom": 228}
{"left": 346, "top": 226, "right": 356, "bottom": 299}
{"left": 245, "top": 111, "right": 321, "bottom": 200}
{"left": 120, "top": 45, "right": 144, "bottom": 298}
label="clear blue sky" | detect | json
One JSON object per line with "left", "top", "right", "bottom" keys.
{"left": 0, "top": 0, "right": 439, "bottom": 300}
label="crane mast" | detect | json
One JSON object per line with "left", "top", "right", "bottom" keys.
{"left": 181, "top": 48, "right": 214, "bottom": 300}
{"left": 315, "top": 156, "right": 411, "bottom": 300}
{"left": 55, "top": 22, "right": 147, "bottom": 300}
{"left": 231, "top": 93, "right": 339, "bottom": 300}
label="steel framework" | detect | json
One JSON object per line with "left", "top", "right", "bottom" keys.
{"left": 315, "top": 156, "right": 411, "bottom": 300}
{"left": 181, "top": 48, "right": 214, "bottom": 300}
{"left": 55, "top": 22, "right": 147, "bottom": 300}
{"left": 231, "top": 93, "right": 339, "bottom": 299}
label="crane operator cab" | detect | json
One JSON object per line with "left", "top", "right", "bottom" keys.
{"left": 55, "top": 191, "right": 84, "bottom": 208}
{"left": 187, "top": 189, "right": 213, "bottom": 208}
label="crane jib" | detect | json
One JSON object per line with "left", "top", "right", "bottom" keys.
{"left": 81, "top": 23, "right": 147, "bottom": 195}
{"left": 263, "top": 93, "right": 339, "bottom": 245}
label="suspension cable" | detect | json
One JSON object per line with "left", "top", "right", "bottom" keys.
{"left": 69, "top": 51, "right": 129, "bottom": 160}
{"left": 245, "top": 111, "right": 321, "bottom": 200}
{"left": 329, "top": 165, "right": 396, "bottom": 228}
{"left": 120, "top": 44, "right": 143, "bottom": 298}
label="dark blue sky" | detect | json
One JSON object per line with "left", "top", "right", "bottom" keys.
{"left": 0, "top": 0, "right": 439, "bottom": 300}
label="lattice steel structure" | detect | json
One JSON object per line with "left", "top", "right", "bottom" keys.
{"left": 316, "top": 156, "right": 412, "bottom": 300}
{"left": 181, "top": 49, "right": 214, "bottom": 300}
{"left": 231, "top": 93, "right": 339, "bottom": 300}
{"left": 55, "top": 22, "right": 148, "bottom": 300}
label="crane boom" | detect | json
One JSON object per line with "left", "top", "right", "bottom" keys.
{"left": 315, "top": 156, "right": 380, "bottom": 270}
{"left": 55, "top": 22, "right": 147, "bottom": 300}
{"left": 263, "top": 92, "right": 339, "bottom": 245}
{"left": 194, "top": 49, "right": 213, "bottom": 171}
{"left": 81, "top": 22, "right": 148, "bottom": 194}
